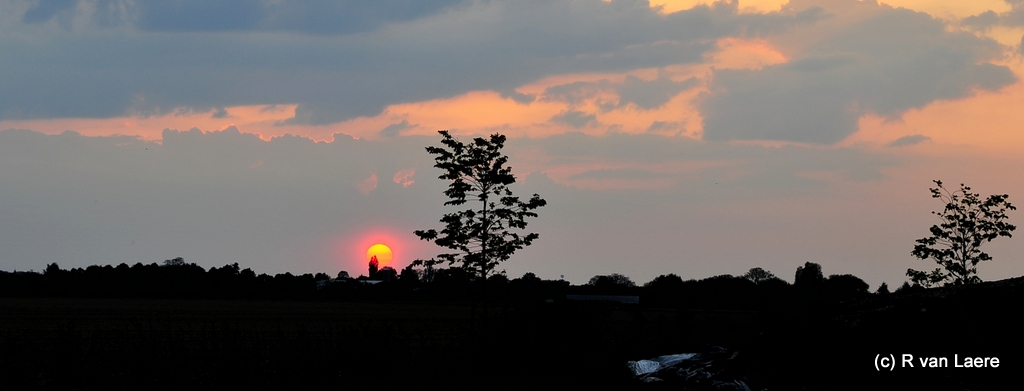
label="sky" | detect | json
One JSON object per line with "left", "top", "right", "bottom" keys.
{"left": 1, "top": 0, "right": 1023, "bottom": 288}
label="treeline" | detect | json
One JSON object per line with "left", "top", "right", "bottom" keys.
{"left": 1, "top": 258, "right": 910, "bottom": 309}
{"left": 1, "top": 259, "right": 326, "bottom": 300}
{"left": 0, "top": 258, "right": 565, "bottom": 302}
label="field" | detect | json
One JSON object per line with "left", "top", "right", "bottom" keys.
{"left": 1, "top": 298, "right": 701, "bottom": 388}
{"left": 1, "top": 288, "right": 1019, "bottom": 389}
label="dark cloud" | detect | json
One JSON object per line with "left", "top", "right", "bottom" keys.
{"left": 700, "top": 1, "right": 1016, "bottom": 144}
{"left": 543, "top": 74, "right": 699, "bottom": 112}
{"left": 616, "top": 75, "right": 699, "bottom": 110}
{"left": 0, "top": 0, "right": 820, "bottom": 123}
{"left": 647, "top": 120, "right": 683, "bottom": 133}
{"left": 21, "top": 0, "right": 76, "bottom": 23}
{"left": 153, "top": 1, "right": 463, "bottom": 35}
{"left": 525, "top": 132, "right": 896, "bottom": 187}
{"left": 498, "top": 89, "right": 536, "bottom": 104}
{"left": 550, "top": 110, "right": 597, "bottom": 128}
{"left": 543, "top": 81, "right": 603, "bottom": 107}
{"left": 960, "top": 1, "right": 1024, "bottom": 30}
{"left": 379, "top": 120, "right": 413, "bottom": 137}
{"left": 962, "top": 10, "right": 1001, "bottom": 30}
{"left": 887, "top": 134, "right": 931, "bottom": 147}
{"left": 22, "top": 0, "right": 466, "bottom": 34}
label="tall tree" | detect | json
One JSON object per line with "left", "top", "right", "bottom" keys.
{"left": 414, "top": 130, "right": 547, "bottom": 283}
{"left": 908, "top": 180, "right": 1015, "bottom": 287}
{"left": 368, "top": 256, "right": 379, "bottom": 279}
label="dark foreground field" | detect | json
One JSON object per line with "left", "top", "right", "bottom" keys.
{"left": 1, "top": 283, "right": 1021, "bottom": 390}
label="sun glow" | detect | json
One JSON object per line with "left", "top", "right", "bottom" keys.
{"left": 366, "top": 244, "right": 394, "bottom": 268}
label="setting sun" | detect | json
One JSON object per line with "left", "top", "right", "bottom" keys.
{"left": 366, "top": 244, "right": 394, "bottom": 268}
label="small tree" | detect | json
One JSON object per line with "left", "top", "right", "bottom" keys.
{"left": 162, "top": 257, "right": 185, "bottom": 267}
{"left": 908, "top": 180, "right": 1015, "bottom": 287}
{"left": 742, "top": 267, "right": 777, "bottom": 284}
{"left": 414, "top": 130, "right": 547, "bottom": 283}
{"left": 876, "top": 282, "right": 889, "bottom": 295}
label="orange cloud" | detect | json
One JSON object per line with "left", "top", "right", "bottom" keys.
{"left": 0, "top": 28, "right": 794, "bottom": 146}
{"left": 649, "top": 0, "right": 788, "bottom": 14}
{"left": 708, "top": 37, "right": 789, "bottom": 70}
{"left": 0, "top": 104, "right": 319, "bottom": 141}
{"left": 843, "top": 71, "right": 1024, "bottom": 156}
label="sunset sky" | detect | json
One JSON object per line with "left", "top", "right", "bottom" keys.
{"left": 2, "top": 0, "right": 1022, "bottom": 288}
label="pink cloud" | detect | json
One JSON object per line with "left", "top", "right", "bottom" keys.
{"left": 393, "top": 169, "right": 416, "bottom": 188}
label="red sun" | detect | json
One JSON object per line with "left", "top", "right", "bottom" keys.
{"left": 366, "top": 244, "right": 393, "bottom": 268}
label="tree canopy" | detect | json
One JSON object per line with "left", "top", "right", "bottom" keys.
{"left": 908, "top": 180, "right": 1015, "bottom": 287}
{"left": 414, "top": 130, "right": 546, "bottom": 282}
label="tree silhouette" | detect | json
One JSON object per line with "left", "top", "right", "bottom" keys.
{"left": 413, "top": 130, "right": 547, "bottom": 283}
{"left": 379, "top": 266, "right": 397, "bottom": 282}
{"left": 876, "top": 282, "right": 890, "bottom": 295}
{"left": 794, "top": 262, "right": 823, "bottom": 286}
{"left": 162, "top": 257, "right": 185, "bottom": 267}
{"left": 399, "top": 265, "right": 419, "bottom": 284}
{"left": 644, "top": 273, "right": 684, "bottom": 289}
{"left": 587, "top": 273, "right": 635, "bottom": 288}
{"left": 742, "top": 267, "right": 777, "bottom": 284}
{"left": 368, "top": 256, "right": 380, "bottom": 279}
{"left": 908, "top": 180, "right": 1016, "bottom": 287}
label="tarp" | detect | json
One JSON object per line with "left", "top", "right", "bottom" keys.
{"left": 626, "top": 347, "right": 753, "bottom": 390}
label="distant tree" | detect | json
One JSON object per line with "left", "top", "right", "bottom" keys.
{"left": 379, "top": 266, "right": 397, "bottom": 282}
{"left": 336, "top": 270, "right": 350, "bottom": 280}
{"left": 487, "top": 273, "right": 509, "bottom": 285}
{"left": 162, "top": 257, "right": 185, "bottom": 267}
{"left": 644, "top": 273, "right": 684, "bottom": 289}
{"left": 742, "top": 267, "right": 777, "bottom": 284}
{"left": 419, "top": 264, "right": 436, "bottom": 283}
{"left": 519, "top": 272, "right": 541, "bottom": 283}
{"left": 413, "top": 130, "right": 547, "bottom": 283}
{"left": 44, "top": 263, "right": 61, "bottom": 275}
{"left": 399, "top": 265, "right": 419, "bottom": 284}
{"left": 908, "top": 180, "right": 1016, "bottom": 287}
{"left": 794, "top": 262, "right": 824, "bottom": 286}
{"left": 210, "top": 263, "right": 240, "bottom": 276}
{"left": 368, "top": 256, "right": 380, "bottom": 279}
{"left": 824, "top": 274, "right": 869, "bottom": 298}
{"left": 430, "top": 267, "right": 472, "bottom": 285}
{"left": 588, "top": 273, "right": 636, "bottom": 288}
{"left": 876, "top": 282, "right": 890, "bottom": 295}
{"left": 241, "top": 268, "right": 257, "bottom": 279}
{"left": 895, "top": 281, "right": 919, "bottom": 294}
